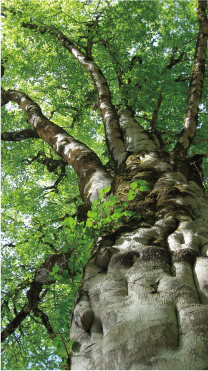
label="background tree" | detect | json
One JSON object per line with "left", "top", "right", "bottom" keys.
{"left": 1, "top": 0, "right": 208, "bottom": 369}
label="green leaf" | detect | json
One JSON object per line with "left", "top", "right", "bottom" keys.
{"left": 75, "top": 272, "right": 83, "bottom": 282}
{"left": 140, "top": 185, "right": 148, "bottom": 191}
{"left": 109, "top": 196, "right": 118, "bottom": 206}
{"left": 103, "top": 201, "right": 110, "bottom": 208}
{"left": 127, "top": 190, "right": 135, "bottom": 200}
{"left": 100, "top": 189, "right": 104, "bottom": 199}
{"left": 61, "top": 270, "right": 69, "bottom": 277}
{"left": 65, "top": 217, "right": 76, "bottom": 229}
{"left": 102, "top": 216, "right": 111, "bottom": 223}
{"left": 83, "top": 241, "right": 93, "bottom": 251}
{"left": 87, "top": 210, "right": 97, "bottom": 218}
{"left": 67, "top": 340, "right": 74, "bottom": 348}
{"left": 112, "top": 211, "right": 123, "bottom": 218}
{"left": 124, "top": 211, "right": 135, "bottom": 216}
{"left": 121, "top": 201, "right": 128, "bottom": 207}
{"left": 130, "top": 182, "right": 138, "bottom": 189}
{"left": 56, "top": 348, "right": 67, "bottom": 357}
{"left": 115, "top": 207, "right": 123, "bottom": 213}
{"left": 137, "top": 180, "right": 147, "bottom": 186}
{"left": 85, "top": 219, "right": 93, "bottom": 228}
{"left": 53, "top": 336, "right": 61, "bottom": 346}
{"left": 56, "top": 275, "right": 64, "bottom": 282}
{"left": 104, "top": 207, "right": 110, "bottom": 216}
{"left": 104, "top": 186, "right": 111, "bottom": 193}
{"left": 52, "top": 265, "right": 59, "bottom": 273}
{"left": 68, "top": 261, "right": 74, "bottom": 270}
{"left": 92, "top": 199, "right": 99, "bottom": 207}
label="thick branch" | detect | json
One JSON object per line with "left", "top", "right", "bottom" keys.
{"left": 117, "top": 108, "right": 160, "bottom": 152}
{"left": 173, "top": 1, "right": 208, "bottom": 157}
{"left": 1, "top": 128, "right": 40, "bottom": 141}
{"left": 56, "top": 32, "right": 127, "bottom": 170}
{"left": 1, "top": 89, "right": 112, "bottom": 202}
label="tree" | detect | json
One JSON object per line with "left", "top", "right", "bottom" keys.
{"left": 1, "top": 0, "right": 208, "bottom": 369}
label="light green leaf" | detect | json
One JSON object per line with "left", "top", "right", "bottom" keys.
{"left": 130, "top": 182, "right": 138, "bottom": 189}
{"left": 52, "top": 265, "right": 59, "bottom": 273}
{"left": 127, "top": 190, "right": 135, "bottom": 200}
{"left": 104, "top": 186, "right": 111, "bottom": 193}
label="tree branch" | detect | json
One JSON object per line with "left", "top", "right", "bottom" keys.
{"left": 55, "top": 32, "right": 127, "bottom": 170}
{"left": 149, "top": 93, "right": 163, "bottom": 131}
{"left": 1, "top": 89, "right": 112, "bottom": 202}
{"left": 1, "top": 250, "right": 73, "bottom": 342}
{"left": 166, "top": 48, "right": 186, "bottom": 70}
{"left": 1, "top": 282, "right": 42, "bottom": 342}
{"left": 33, "top": 307, "right": 55, "bottom": 339}
{"left": 172, "top": 1, "right": 208, "bottom": 157}
{"left": 1, "top": 128, "right": 40, "bottom": 141}
{"left": 3, "top": 11, "right": 126, "bottom": 169}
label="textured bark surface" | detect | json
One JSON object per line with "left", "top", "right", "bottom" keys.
{"left": 1, "top": 89, "right": 112, "bottom": 203}
{"left": 70, "top": 151, "right": 208, "bottom": 370}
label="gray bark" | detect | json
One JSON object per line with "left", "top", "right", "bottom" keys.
{"left": 70, "top": 151, "right": 208, "bottom": 370}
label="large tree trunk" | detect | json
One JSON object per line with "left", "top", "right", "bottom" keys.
{"left": 70, "top": 150, "right": 208, "bottom": 370}
{"left": 1, "top": 2, "right": 208, "bottom": 368}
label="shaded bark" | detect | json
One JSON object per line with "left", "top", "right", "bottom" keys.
{"left": 149, "top": 93, "right": 163, "bottom": 131}
{"left": 1, "top": 128, "right": 40, "bottom": 141}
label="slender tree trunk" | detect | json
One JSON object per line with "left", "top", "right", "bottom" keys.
{"left": 70, "top": 149, "right": 208, "bottom": 370}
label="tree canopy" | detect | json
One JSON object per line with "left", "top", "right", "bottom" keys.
{"left": 1, "top": 1, "right": 208, "bottom": 369}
